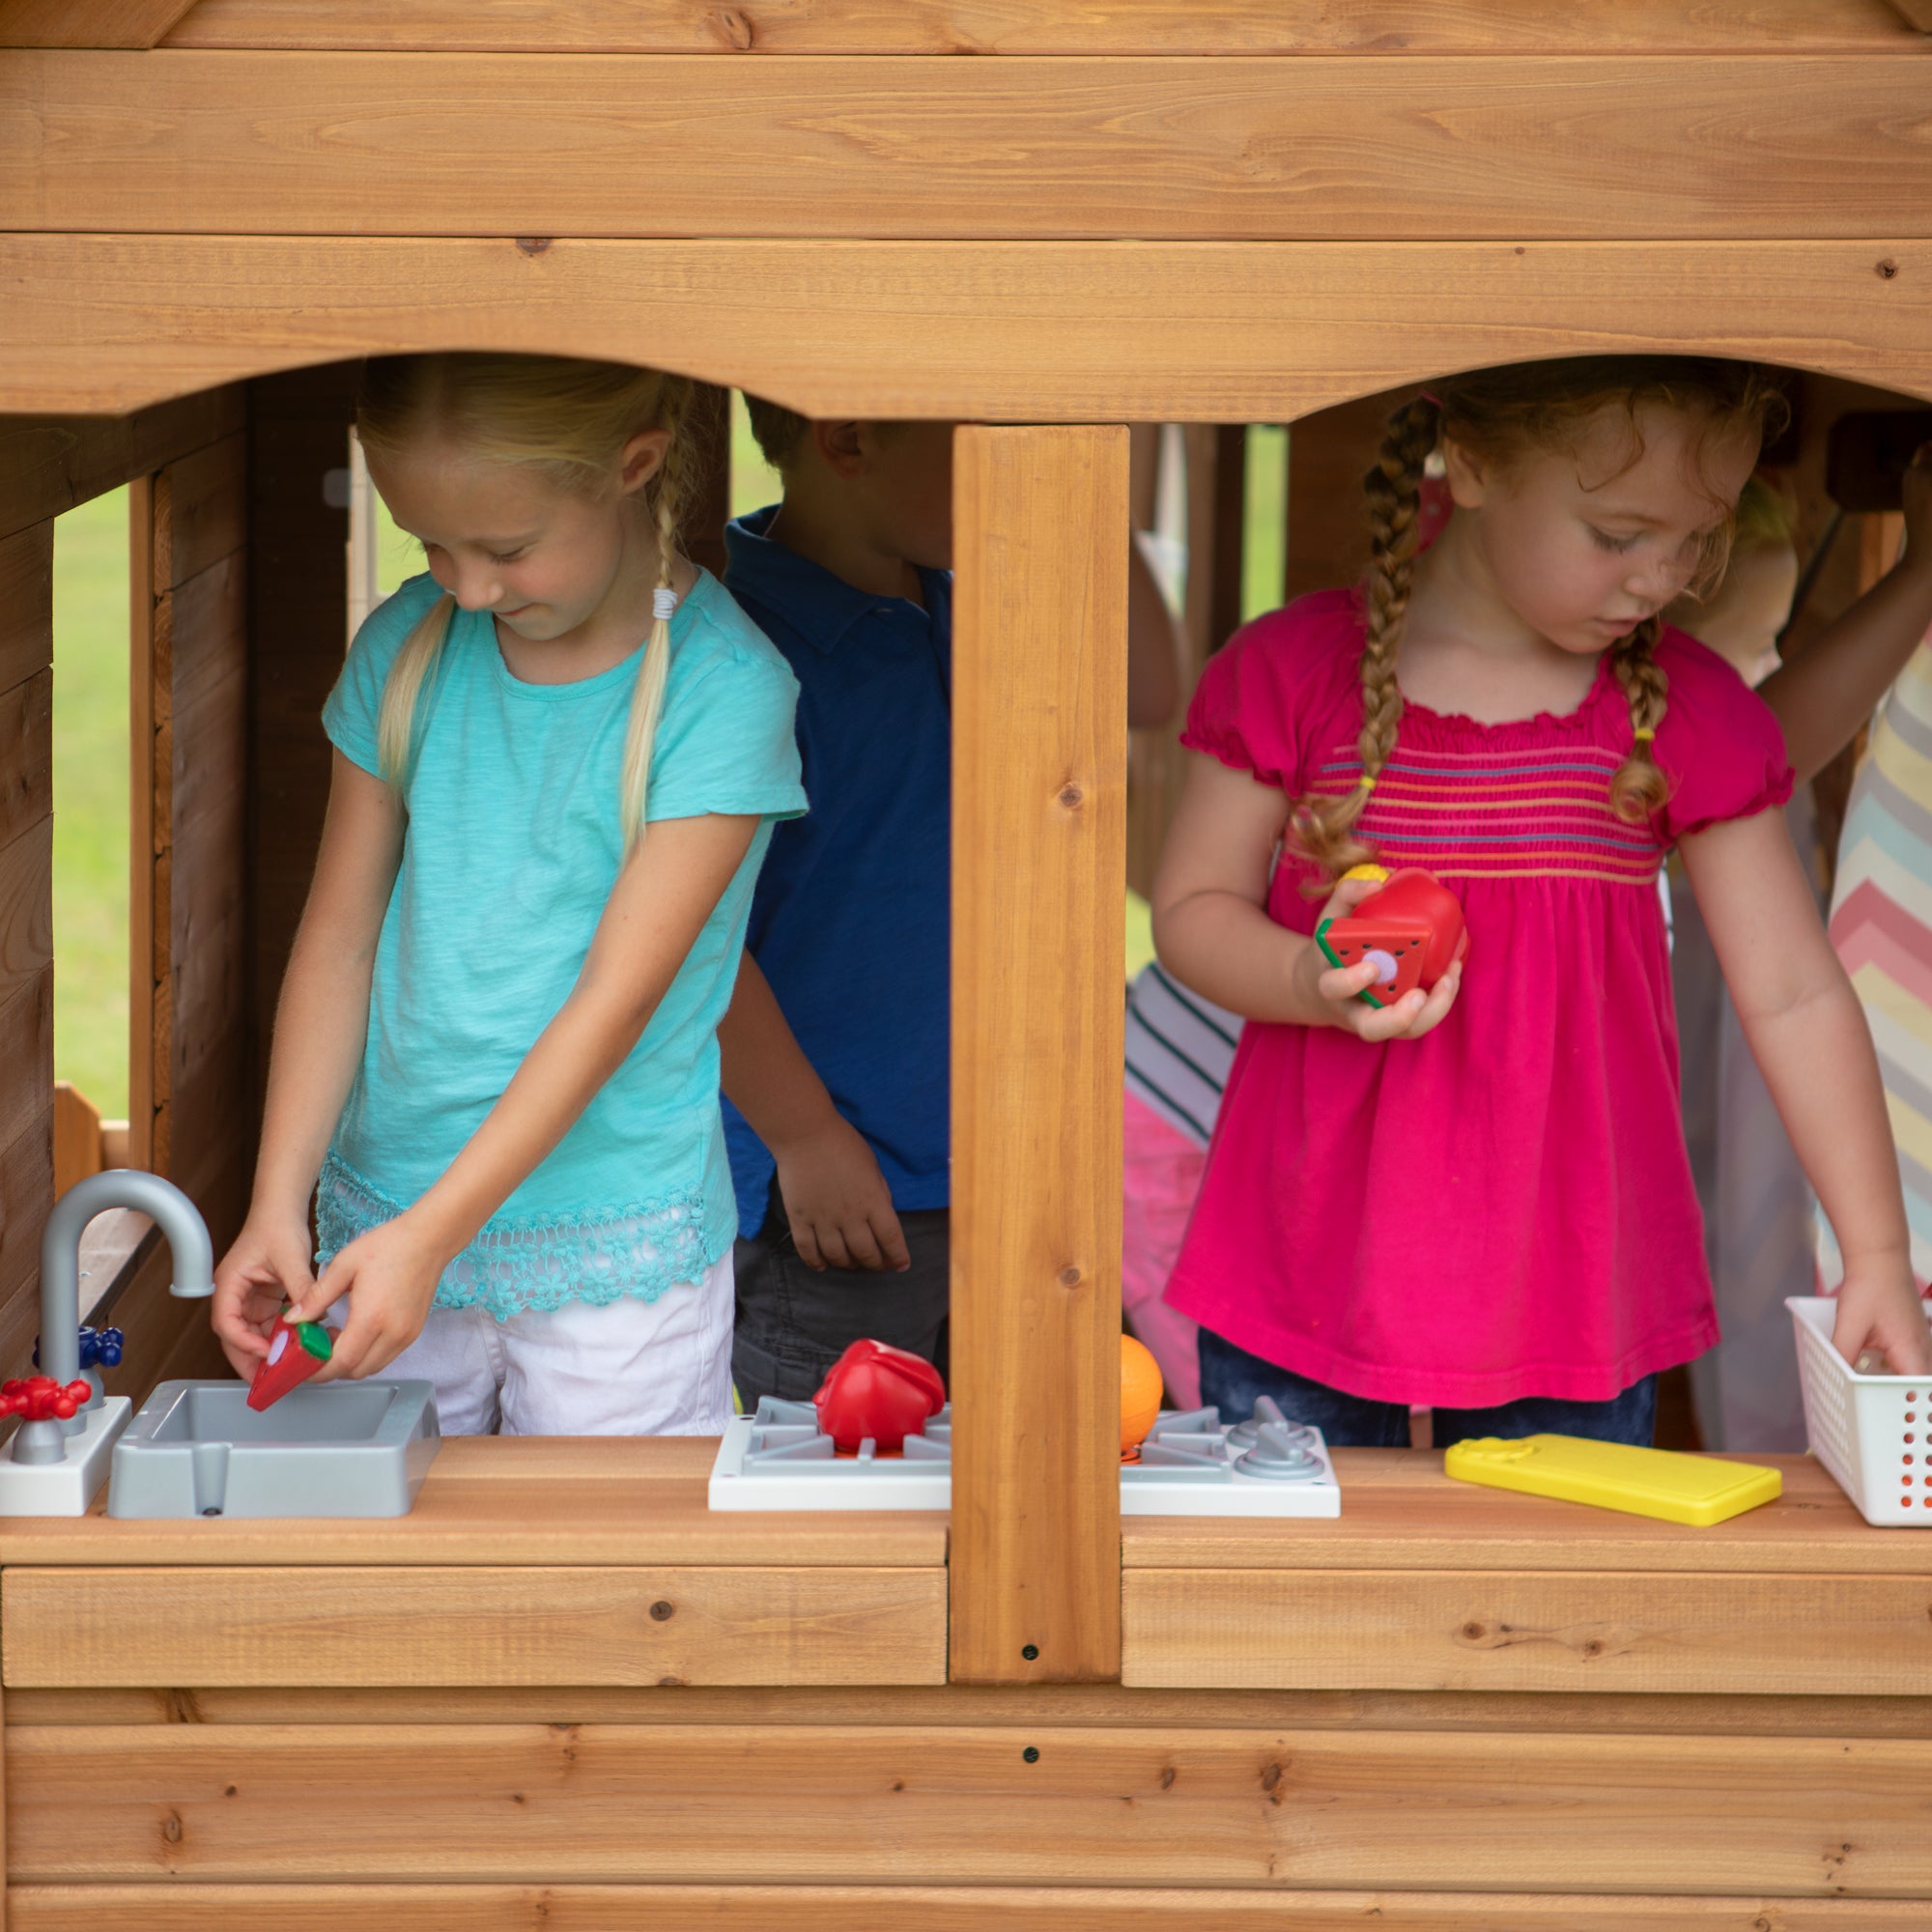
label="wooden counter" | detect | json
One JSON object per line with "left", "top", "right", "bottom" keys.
{"left": 1, "top": 1442, "right": 1927, "bottom": 1929}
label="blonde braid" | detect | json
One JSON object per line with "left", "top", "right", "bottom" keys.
{"left": 616, "top": 375, "right": 696, "bottom": 849}
{"left": 376, "top": 591, "right": 457, "bottom": 795}
{"left": 1290, "top": 393, "right": 1440, "bottom": 883}
{"left": 1607, "top": 614, "right": 1670, "bottom": 821}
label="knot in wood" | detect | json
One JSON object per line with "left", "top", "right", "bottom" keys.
{"left": 1058, "top": 1264, "right": 1084, "bottom": 1288}
{"left": 1878, "top": 259, "right": 1900, "bottom": 280}
{"left": 160, "top": 1812, "right": 183, "bottom": 1843}
{"left": 1057, "top": 783, "right": 1084, "bottom": 809}
{"left": 649, "top": 1599, "right": 675, "bottom": 1622}
{"left": 712, "top": 8, "right": 755, "bottom": 48}
{"left": 514, "top": 237, "right": 553, "bottom": 257}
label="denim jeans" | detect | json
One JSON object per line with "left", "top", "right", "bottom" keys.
{"left": 1197, "top": 1326, "right": 1658, "bottom": 1448}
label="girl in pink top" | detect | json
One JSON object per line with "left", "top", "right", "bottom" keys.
{"left": 1152, "top": 357, "right": 1932, "bottom": 1446}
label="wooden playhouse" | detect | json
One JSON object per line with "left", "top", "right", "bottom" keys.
{"left": 0, "top": 2, "right": 1931, "bottom": 1925}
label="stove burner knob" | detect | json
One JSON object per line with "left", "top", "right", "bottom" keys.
{"left": 1235, "top": 1421, "right": 1321, "bottom": 1481}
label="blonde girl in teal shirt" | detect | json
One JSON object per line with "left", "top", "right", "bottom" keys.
{"left": 210, "top": 354, "right": 806, "bottom": 1434}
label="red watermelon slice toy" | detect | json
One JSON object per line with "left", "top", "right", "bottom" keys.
{"left": 1316, "top": 867, "right": 1468, "bottom": 1010}
{"left": 247, "top": 1311, "right": 333, "bottom": 1412}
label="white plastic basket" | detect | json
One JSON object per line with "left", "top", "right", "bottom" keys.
{"left": 1788, "top": 1296, "right": 1932, "bottom": 1526}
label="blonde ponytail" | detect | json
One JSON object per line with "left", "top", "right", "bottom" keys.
{"left": 376, "top": 591, "right": 457, "bottom": 794}
{"left": 355, "top": 354, "right": 701, "bottom": 841}
{"left": 617, "top": 375, "right": 695, "bottom": 849}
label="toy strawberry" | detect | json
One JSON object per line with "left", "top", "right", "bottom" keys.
{"left": 247, "top": 1311, "right": 333, "bottom": 1412}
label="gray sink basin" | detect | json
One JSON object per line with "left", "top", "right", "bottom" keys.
{"left": 106, "top": 1379, "right": 440, "bottom": 1519}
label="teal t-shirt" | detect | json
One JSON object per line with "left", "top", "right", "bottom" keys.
{"left": 316, "top": 570, "right": 807, "bottom": 1321}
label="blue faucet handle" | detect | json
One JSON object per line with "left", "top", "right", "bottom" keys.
{"left": 44, "top": 1325, "right": 127, "bottom": 1372}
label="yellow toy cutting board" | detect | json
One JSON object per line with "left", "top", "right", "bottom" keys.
{"left": 1443, "top": 1434, "right": 1782, "bottom": 1526}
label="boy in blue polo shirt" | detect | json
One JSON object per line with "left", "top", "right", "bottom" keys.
{"left": 719, "top": 405, "right": 1180, "bottom": 1406}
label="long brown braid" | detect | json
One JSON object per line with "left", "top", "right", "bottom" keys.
{"left": 1289, "top": 392, "right": 1440, "bottom": 879}
{"left": 1286, "top": 356, "right": 1788, "bottom": 884}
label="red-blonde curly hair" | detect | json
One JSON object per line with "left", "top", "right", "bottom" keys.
{"left": 1289, "top": 356, "right": 1790, "bottom": 882}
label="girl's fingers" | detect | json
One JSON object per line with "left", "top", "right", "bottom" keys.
{"left": 1318, "top": 959, "right": 1379, "bottom": 1005}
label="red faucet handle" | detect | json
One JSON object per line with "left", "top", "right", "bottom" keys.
{"left": 0, "top": 1376, "right": 93, "bottom": 1423}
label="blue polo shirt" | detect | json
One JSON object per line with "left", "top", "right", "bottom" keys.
{"left": 722, "top": 507, "right": 952, "bottom": 1236}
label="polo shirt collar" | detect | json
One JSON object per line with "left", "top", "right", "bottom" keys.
{"left": 725, "top": 505, "right": 947, "bottom": 654}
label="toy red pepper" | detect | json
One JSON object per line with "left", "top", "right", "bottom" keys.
{"left": 814, "top": 1339, "right": 946, "bottom": 1455}
{"left": 1316, "top": 867, "right": 1468, "bottom": 1010}
{"left": 247, "top": 1314, "right": 333, "bottom": 1412}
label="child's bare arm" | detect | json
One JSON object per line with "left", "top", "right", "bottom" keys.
{"left": 1758, "top": 444, "right": 1932, "bottom": 785}
{"left": 212, "top": 753, "right": 404, "bottom": 1370}
{"left": 1151, "top": 753, "right": 1460, "bottom": 1040}
{"left": 1684, "top": 808, "right": 1931, "bottom": 1373}
{"left": 718, "top": 954, "right": 909, "bottom": 1272}
{"left": 287, "top": 811, "right": 761, "bottom": 1376}
{"left": 1127, "top": 533, "right": 1182, "bottom": 728}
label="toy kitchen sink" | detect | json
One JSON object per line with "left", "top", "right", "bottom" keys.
{"left": 107, "top": 1378, "right": 440, "bottom": 1519}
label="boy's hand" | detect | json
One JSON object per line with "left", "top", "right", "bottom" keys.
{"left": 772, "top": 1116, "right": 910, "bottom": 1273}
{"left": 283, "top": 1210, "right": 446, "bottom": 1381}
{"left": 1293, "top": 872, "right": 1463, "bottom": 1041}
{"left": 212, "top": 1213, "right": 319, "bottom": 1381}
{"left": 1832, "top": 1256, "right": 1932, "bottom": 1377}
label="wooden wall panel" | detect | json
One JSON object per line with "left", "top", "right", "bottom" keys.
{"left": 0, "top": 526, "right": 53, "bottom": 692}
{"left": 159, "top": 0, "right": 1926, "bottom": 53}
{"left": 1286, "top": 387, "right": 1412, "bottom": 601}
{"left": 11, "top": 54, "right": 1932, "bottom": 242}
{"left": 1, "top": 1, "right": 198, "bottom": 46}
{"left": 0, "top": 390, "right": 244, "bottom": 538}
{"left": 1, "top": 1567, "right": 949, "bottom": 1689}
{"left": 243, "top": 364, "right": 353, "bottom": 1122}
{"left": 5, "top": 237, "right": 1931, "bottom": 424}
{"left": 8, "top": 1719, "right": 1931, "bottom": 1892}
{"left": 1122, "top": 1568, "right": 1932, "bottom": 1695}
{"left": 951, "top": 426, "right": 1125, "bottom": 1684}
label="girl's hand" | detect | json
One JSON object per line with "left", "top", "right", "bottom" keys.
{"left": 772, "top": 1116, "right": 911, "bottom": 1272}
{"left": 1293, "top": 873, "right": 1463, "bottom": 1041}
{"left": 283, "top": 1211, "right": 448, "bottom": 1381}
{"left": 1832, "top": 1258, "right": 1932, "bottom": 1377}
{"left": 212, "top": 1214, "right": 319, "bottom": 1381}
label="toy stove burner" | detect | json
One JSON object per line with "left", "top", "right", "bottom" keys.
{"left": 708, "top": 1394, "right": 1339, "bottom": 1517}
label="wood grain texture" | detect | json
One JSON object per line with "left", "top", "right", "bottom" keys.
{"left": 0, "top": 1566, "right": 949, "bottom": 1687}
{"left": 153, "top": 428, "right": 243, "bottom": 589}
{"left": 13, "top": 1889, "right": 1932, "bottom": 1932}
{"left": 1122, "top": 1565, "right": 1932, "bottom": 1694}
{"left": 0, "top": 827, "right": 53, "bottom": 1042}
{"left": 5, "top": 237, "right": 1930, "bottom": 423}
{"left": 0, "top": 1103, "right": 57, "bottom": 1382}
{"left": 0, "top": 1438, "right": 947, "bottom": 1566}
{"left": 1122, "top": 1450, "right": 1932, "bottom": 1572}
{"left": 158, "top": 0, "right": 1929, "bottom": 53}
{"left": 951, "top": 426, "right": 1125, "bottom": 1684}
{"left": 0, "top": 389, "right": 243, "bottom": 539}
{"left": 14, "top": 1680, "right": 1932, "bottom": 1738}
{"left": 11, "top": 52, "right": 1932, "bottom": 242}
{"left": 9, "top": 1721, "right": 1931, "bottom": 1891}
{"left": 242, "top": 363, "right": 352, "bottom": 1122}
{"left": 1, "top": 0, "right": 199, "bottom": 46}
{"left": 1287, "top": 386, "right": 1410, "bottom": 598}
{"left": 0, "top": 525, "right": 53, "bottom": 693}
{"left": 0, "top": 672, "right": 52, "bottom": 858}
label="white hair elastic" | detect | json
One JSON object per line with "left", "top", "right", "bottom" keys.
{"left": 653, "top": 587, "right": 678, "bottom": 623}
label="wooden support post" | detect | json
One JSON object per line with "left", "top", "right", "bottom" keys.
{"left": 682, "top": 380, "right": 732, "bottom": 582}
{"left": 1286, "top": 388, "right": 1406, "bottom": 604}
{"left": 951, "top": 424, "right": 1126, "bottom": 1686}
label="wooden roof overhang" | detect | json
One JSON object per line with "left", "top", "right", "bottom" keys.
{"left": 2, "top": 0, "right": 1930, "bottom": 1692}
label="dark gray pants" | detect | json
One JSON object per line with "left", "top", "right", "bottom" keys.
{"left": 731, "top": 1185, "right": 950, "bottom": 1409}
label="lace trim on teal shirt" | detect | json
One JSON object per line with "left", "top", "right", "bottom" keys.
{"left": 315, "top": 1152, "right": 723, "bottom": 1323}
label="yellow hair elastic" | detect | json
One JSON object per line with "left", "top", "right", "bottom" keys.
{"left": 1355, "top": 774, "right": 1377, "bottom": 793}
{"left": 1632, "top": 727, "right": 1656, "bottom": 745}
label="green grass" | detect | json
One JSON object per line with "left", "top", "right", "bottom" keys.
{"left": 51, "top": 487, "right": 130, "bottom": 1121}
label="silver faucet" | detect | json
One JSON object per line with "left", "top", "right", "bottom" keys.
{"left": 14, "top": 1171, "right": 214, "bottom": 1465}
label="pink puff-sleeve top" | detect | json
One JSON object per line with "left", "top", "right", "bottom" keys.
{"left": 1166, "top": 589, "right": 1793, "bottom": 1406}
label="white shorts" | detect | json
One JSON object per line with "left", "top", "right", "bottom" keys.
{"left": 352, "top": 1252, "right": 735, "bottom": 1437}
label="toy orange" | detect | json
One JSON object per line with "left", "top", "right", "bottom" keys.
{"left": 1120, "top": 1333, "right": 1164, "bottom": 1458}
